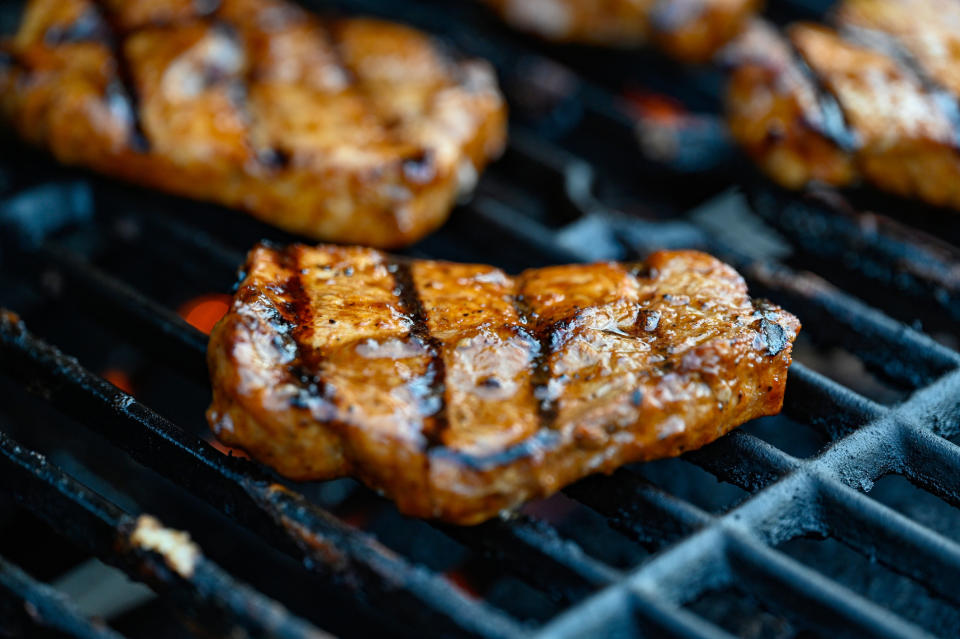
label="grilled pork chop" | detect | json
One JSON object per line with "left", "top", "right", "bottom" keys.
{"left": 481, "top": 0, "right": 760, "bottom": 62}
{"left": 207, "top": 244, "right": 800, "bottom": 524}
{"left": 725, "top": 1, "right": 960, "bottom": 208}
{"left": 0, "top": 0, "right": 506, "bottom": 248}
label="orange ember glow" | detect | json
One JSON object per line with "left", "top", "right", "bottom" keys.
{"left": 102, "top": 368, "right": 135, "bottom": 395}
{"left": 178, "top": 294, "right": 231, "bottom": 335}
{"left": 445, "top": 569, "right": 482, "bottom": 599}
{"left": 339, "top": 506, "right": 374, "bottom": 529}
{"left": 623, "top": 90, "right": 686, "bottom": 124}
{"left": 206, "top": 435, "right": 250, "bottom": 459}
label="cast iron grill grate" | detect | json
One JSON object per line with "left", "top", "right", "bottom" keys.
{"left": 2, "top": 1, "right": 960, "bottom": 638}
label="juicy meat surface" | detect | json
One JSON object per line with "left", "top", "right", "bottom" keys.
{"left": 725, "top": 2, "right": 960, "bottom": 208}
{"left": 207, "top": 244, "right": 800, "bottom": 524}
{"left": 0, "top": 0, "right": 507, "bottom": 248}
{"left": 481, "top": 0, "right": 760, "bottom": 62}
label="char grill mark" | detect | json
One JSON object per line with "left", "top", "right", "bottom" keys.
{"left": 790, "top": 24, "right": 959, "bottom": 154}
{"left": 241, "top": 245, "right": 324, "bottom": 410}
{"left": 279, "top": 244, "right": 314, "bottom": 365}
{"left": 516, "top": 262, "right": 645, "bottom": 439}
{"left": 511, "top": 292, "right": 556, "bottom": 435}
{"left": 411, "top": 261, "right": 539, "bottom": 455}
{"left": 833, "top": 0, "right": 960, "bottom": 97}
{"left": 92, "top": 1, "right": 152, "bottom": 152}
{"left": 784, "top": 36, "right": 859, "bottom": 152}
{"left": 29, "top": 0, "right": 152, "bottom": 151}
{"left": 833, "top": 10, "right": 960, "bottom": 147}
{"left": 389, "top": 260, "right": 448, "bottom": 449}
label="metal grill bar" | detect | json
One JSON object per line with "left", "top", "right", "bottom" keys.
{"left": 441, "top": 516, "right": 621, "bottom": 603}
{"left": 722, "top": 533, "right": 935, "bottom": 639}
{"left": 546, "top": 342, "right": 960, "bottom": 638}
{"left": 551, "top": 473, "right": 936, "bottom": 639}
{"left": 744, "top": 262, "right": 960, "bottom": 387}
{"left": 898, "top": 425, "right": 960, "bottom": 503}
{"left": 816, "top": 477, "right": 960, "bottom": 606}
{"left": 0, "top": 555, "right": 126, "bottom": 639}
{"left": 683, "top": 430, "right": 799, "bottom": 492}
{"left": 747, "top": 186, "right": 960, "bottom": 329}
{"left": 0, "top": 312, "right": 524, "bottom": 639}
{"left": 34, "top": 243, "right": 209, "bottom": 378}
{"left": 565, "top": 470, "right": 708, "bottom": 548}
{"left": 0, "top": 429, "right": 328, "bottom": 639}
{"left": 781, "top": 363, "right": 885, "bottom": 436}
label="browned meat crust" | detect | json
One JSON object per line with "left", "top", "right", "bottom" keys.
{"left": 207, "top": 244, "right": 800, "bottom": 524}
{"left": 725, "top": 2, "right": 960, "bottom": 208}
{"left": 0, "top": 0, "right": 507, "bottom": 248}
{"left": 481, "top": 0, "right": 761, "bottom": 63}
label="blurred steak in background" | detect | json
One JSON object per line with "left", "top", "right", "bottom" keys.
{"left": 0, "top": 0, "right": 507, "bottom": 247}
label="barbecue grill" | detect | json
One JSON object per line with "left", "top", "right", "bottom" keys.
{"left": 3, "top": 0, "right": 960, "bottom": 637}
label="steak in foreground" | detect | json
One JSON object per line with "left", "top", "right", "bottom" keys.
{"left": 207, "top": 244, "right": 800, "bottom": 524}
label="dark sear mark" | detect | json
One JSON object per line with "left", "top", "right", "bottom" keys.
{"left": 257, "top": 147, "right": 292, "bottom": 170}
{"left": 276, "top": 248, "right": 326, "bottom": 406}
{"left": 388, "top": 261, "right": 448, "bottom": 448}
{"left": 37, "top": 4, "right": 148, "bottom": 150}
{"left": 643, "top": 309, "right": 661, "bottom": 332}
{"left": 787, "top": 38, "right": 860, "bottom": 152}
{"left": 206, "top": 21, "right": 243, "bottom": 75}
{"left": 279, "top": 247, "right": 311, "bottom": 343}
{"left": 86, "top": 1, "right": 151, "bottom": 152}
{"left": 839, "top": 24, "right": 960, "bottom": 147}
{"left": 512, "top": 295, "right": 559, "bottom": 433}
{"left": 479, "top": 376, "right": 502, "bottom": 389}
{"left": 761, "top": 318, "right": 788, "bottom": 356}
{"left": 401, "top": 150, "right": 437, "bottom": 184}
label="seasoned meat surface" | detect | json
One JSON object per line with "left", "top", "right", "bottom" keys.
{"left": 725, "top": 1, "right": 960, "bottom": 208}
{"left": 481, "top": 0, "right": 760, "bottom": 62}
{"left": 0, "top": 0, "right": 506, "bottom": 248}
{"left": 207, "top": 244, "right": 800, "bottom": 524}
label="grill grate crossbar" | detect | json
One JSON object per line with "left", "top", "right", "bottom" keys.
{"left": 0, "top": 313, "right": 525, "bottom": 639}
{"left": 0, "top": 554, "right": 127, "bottom": 639}
{"left": 0, "top": 429, "right": 329, "bottom": 639}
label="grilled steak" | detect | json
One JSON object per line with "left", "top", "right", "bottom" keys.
{"left": 481, "top": 0, "right": 760, "bottom": 63}
{"left": 725, "top": 1, "right": 960, "bottom": 208}
{"left": 0, "top": 0, "right": 506, "bottom": 248}
{"left": 207, "top": 244, "right": 800, "bottom": 524}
